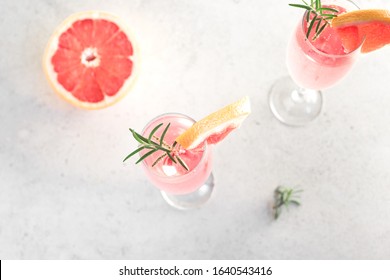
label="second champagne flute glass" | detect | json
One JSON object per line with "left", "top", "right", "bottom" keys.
{"left": 269, "top": 0, "right": 363, "bottom": 126}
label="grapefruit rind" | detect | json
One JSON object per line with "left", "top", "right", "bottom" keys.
{"left": 331, "top": 9, "right": 390, "bottom": 27}
{"left": 175, "top": 96, "right": 251, "bottom": 150}
{"left": 43, "top": 11, "right": 139, "bottom": 110}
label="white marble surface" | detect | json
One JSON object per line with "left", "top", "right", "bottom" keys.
{"left": 1, "top": 0, "right": 390, "bottom": 259}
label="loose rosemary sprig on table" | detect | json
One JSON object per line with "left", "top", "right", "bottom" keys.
{"left": 123, "top": 123, "right": 189, "bottom": 171}
{"left": 273, "top": 186, "right": 303, "bottom": 220}
{"left": 289, "top": 0, "right": 339, "bottom": 40}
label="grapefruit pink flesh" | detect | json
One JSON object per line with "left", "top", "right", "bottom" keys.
{"left": 331, "top": 9, "right": 390, "bottom": 53}
{"left": 51, "top": 18, "right": 134, "bottom": 103}
{"left": 206, "top": 125, "right": 236, "bottom": 145}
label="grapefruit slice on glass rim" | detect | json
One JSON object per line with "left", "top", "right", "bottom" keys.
{"left": 43, "top": 11, "right": 137, "bottom": 109}
{"left": 331, "top": 9, "right": 390, "bottom": 53}
{"left": 175, "top": 96, "right": 251, "bottom": 150}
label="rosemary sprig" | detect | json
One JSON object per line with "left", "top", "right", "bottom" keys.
{"left": 289, "top": 0, "right": 339, "bottom": 40}
{"left": 123, "top": 123, "right": 189, "bottom": 171}
{"left": 273, "top": 186, "right": 303, "bottom": 220}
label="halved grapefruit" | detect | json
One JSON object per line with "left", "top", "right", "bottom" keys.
{"left": 175, "top": 96, "right": 251, "bottom": 150}
{"left": 43, "top": 11, "right": 137, "bottom": 109}
{"left": 331, "top": 9, "right": 390, "bottom": 53}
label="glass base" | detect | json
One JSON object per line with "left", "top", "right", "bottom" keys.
{"left": 269, "top": 76, "right": 323, "bottom": 126}
{"left": 161, "top": 173, "right": 214, "bottom": 210}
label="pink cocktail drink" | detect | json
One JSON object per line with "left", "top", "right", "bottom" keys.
{"left": 141, "top": 113, "right": 213, "bottom": 195}
{"left": 269, "top": 0, "right": 361, "bottom": 126}
{"left": 287, "top": 5, "right": 361, "bottom": 90}
{"left": 126, "top": 97, "right": 250, "bottom": 209}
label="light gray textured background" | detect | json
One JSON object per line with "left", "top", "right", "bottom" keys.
{"left": 1, "top": 0, "right": 390, "bottom": 259}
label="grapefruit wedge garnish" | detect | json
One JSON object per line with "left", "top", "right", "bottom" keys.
{"left": 175, "top": 96, "right": 251, "bottom": 150}
{"left": 331, "top": 9, "right": 390, "bottom": 53}
{"left": 43, "top": 11, "right": 137, "bottom": 109}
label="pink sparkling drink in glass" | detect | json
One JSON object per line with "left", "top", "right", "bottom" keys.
{"left": 287, "top": 5, "right": 361, "bottom": 90}
{"left": 269, "top": 0, "right": 362, "bottom": 126}
{"left": 140, "top": 113, "right": 214, "bottom": 209}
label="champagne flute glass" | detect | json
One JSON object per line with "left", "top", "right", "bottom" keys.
{"left": 140, "top": 113, "right": 214, "bottom": 210}
{"left": 269, "top": 0, "right": 362, "bottom": 126}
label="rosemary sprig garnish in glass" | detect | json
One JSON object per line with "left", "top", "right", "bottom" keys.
{"left": 123, "top": 123, "right": 189, "bottom": 171}
{"left": 273, "top": 186, "right": 303, "bottom": 219}
{"left": 289, "top": 0, "right": 339, "bottom": 40}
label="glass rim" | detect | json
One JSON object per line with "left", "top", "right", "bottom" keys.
{"left": 300, "top": 0, "right": 364, "bottom": 58}
{"left": 140, "top": 112, "right": 211, "bottom": 179}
